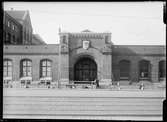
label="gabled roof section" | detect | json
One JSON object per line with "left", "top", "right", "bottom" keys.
{"left": 32, "top": 34, "right": 46, "bottom": 45}
{"left": 6, "top": 10, "right": 33, "bottom": 29}
{"left": 81, "top": 29, "right": 92, "bottom": 32}
{"left": 6, "top": 10, "right": 27, "bottom": 21}
{"left": 112, "top": 45, "right": 166, "bottom": 55}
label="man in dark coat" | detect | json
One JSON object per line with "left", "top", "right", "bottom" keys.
{"left": 96, "top": 79, "right": 99, "bottom": 88}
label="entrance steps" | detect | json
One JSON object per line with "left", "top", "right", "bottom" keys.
{"left": 3, "top": 89, "right": 165, "bottom": 121}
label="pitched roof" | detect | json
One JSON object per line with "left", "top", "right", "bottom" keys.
{"left": 6, "top": 10, "right": 27, "bottom": 21}
{"left": 81, "top": 29, "right": 92, "bottom": 32}
{"left": 32, "top": 34, "right": 46, "bottom": 45}
{"left": 112, "top": 45, "right": 166, "bottom": 55}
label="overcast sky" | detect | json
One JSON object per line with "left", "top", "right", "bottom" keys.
{"left": 3, "top": 2, "right": 166, "bottom": 45}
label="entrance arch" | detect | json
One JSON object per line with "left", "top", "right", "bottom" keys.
{"left": 74, "top": 57, "right": 97, "bottom": 81}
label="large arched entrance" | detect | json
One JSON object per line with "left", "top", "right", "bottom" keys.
{"left": 74, "top": 57, "right": 97, "bottom": 81}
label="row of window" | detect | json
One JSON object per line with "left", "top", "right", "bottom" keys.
{"left": 3, "top": 59, "right": 166, "bottom": 79}
{"left": 4, "top": 32, "right": 19, "bottom": 44}
{"left": 3, "top": 59, "right": 52, "bottom": 78}
{"left": 119, "top": 60, "right": 166, "bottom": 78}
{"left": 7, "top": 20, "right": 18, "bottom": 32}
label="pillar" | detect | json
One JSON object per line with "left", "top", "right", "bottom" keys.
{"left": 151, "top": 60, "right": 159, "bottom": 83}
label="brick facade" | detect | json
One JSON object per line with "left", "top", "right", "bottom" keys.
{"left": 3, "top": 31, "right": 166, "bottom": 87}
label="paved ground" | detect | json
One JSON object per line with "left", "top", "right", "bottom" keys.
{"left": 3, "top": 88, "right": 166, "bottom": 121}
{"left": 3, "top": 88, "right": 166, "bottom": 97}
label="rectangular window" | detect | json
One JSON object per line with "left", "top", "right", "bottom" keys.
{"left": 21, "top": 60, "right": 32, "bottom": 77}
{"left": 41, "top": 60, "right": 52, "bottom": 77}
{"left": 3, "top": 60, "right": 12, "bottom": 77}
{"left": 6, "top": 33, "right": 11, "bottom": 43}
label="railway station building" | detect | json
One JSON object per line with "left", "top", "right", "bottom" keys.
{"left": 3, "top": 10, "right": 166, "bottom": 88}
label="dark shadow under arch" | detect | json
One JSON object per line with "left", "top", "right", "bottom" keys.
{"left": 74, "top": 57, "right": 97, "bottom": 81}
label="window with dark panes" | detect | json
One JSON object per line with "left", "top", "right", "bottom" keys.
{"left": 40, "top": 60, "right": 52, "bottom": 77}
{"left": 159, "top": 60, "right": 166, "bottom": 78}
{"left": 3, "top": 59, "right": 12, "bottom": 77}
{"left": 119, "top": 60, "right": 130, "bottom": 79}
{"left": 20, "top": 59, "right": 32, "bottom": 77}
{"left": 139, "top": 60, "right": 150, "bottom": 78}
{"left": 7, "top": 33, "right": 11, "bottom": 43}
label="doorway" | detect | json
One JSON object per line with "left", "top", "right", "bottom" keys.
{"left": 74, "top": 57, "right": 97, "bottom": 81}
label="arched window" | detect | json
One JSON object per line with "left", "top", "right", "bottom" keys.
{"left": 20, "top": 59, "right": 32, "bottom": 77}
{"left": 40, "top": 59, "right": 52, "bottom": 78}
{"left": 119, "top": 60, "right": 130, "bottom": 80}
{"left": 159, "top": 60, "right": 166, "bottom": 78}
{"left": 3, "top": 59, "right": 12, "bottom": 77}
{"left": 139, "top": 60, "right": 150, "bottom": 79}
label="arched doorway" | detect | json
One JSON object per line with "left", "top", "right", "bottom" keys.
{"left": 74, "top": 57, "right": 97, "bottom": 81}
{"left": 159, "top": 60, "right": 166, "bottom": 80}
{"left": 119, "top": 60, "right": 131, "bottom": 80}
{"left": 139, "top": 60, "right": 151, "bottom": 80}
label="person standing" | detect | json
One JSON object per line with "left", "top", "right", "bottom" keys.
{"left": 96, "top": 79, "right": 99, "bottom": 88}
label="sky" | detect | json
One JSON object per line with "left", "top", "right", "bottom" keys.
{"left": 3, "top": 2, "right": 166, "bottom": 45}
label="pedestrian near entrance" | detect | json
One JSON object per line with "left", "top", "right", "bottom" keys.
{"left": 95, "top": 79, "right": 99, "bottom": 88}
{"left": 139, "top": 82, "right": 144, "bottom": 90}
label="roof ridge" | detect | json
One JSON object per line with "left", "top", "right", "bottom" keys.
{"left": 22, "top": 10, "right": 28, "bottom": 20}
